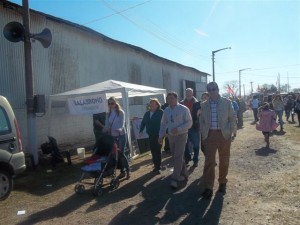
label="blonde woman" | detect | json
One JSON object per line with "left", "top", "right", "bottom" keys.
{"left": 104, "top": 97, "right": 130, "bottom": 178}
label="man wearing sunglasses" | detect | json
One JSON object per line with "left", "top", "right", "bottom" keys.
{"left": 199, "top": 82, "right": 235, "bottom": 199}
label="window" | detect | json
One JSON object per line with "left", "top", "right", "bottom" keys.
{"left": 0, "top": 107, "right": 11, "bottom": 135}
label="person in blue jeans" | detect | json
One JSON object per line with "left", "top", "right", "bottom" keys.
{"left": 184, "top": 100, "right": 201, "bottom": 167}
{"left": 272, "top": 94, "right": 284, "bottom": 131}
{"left": 180, "top": 88, "right": 199, "bottom": 167}
{"left": 251, "top": 95, "right": 260, "bottom": 122}
{"left": 104, "top": 97, "right": 130, "bottom": 179}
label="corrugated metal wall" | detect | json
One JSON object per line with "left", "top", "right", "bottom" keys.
{"left": 0, "top": 2, "right": 207, "bottom": 150}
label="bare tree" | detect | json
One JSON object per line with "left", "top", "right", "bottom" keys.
{"left": 261, "top": 83, "right": 278, "bottom": 93}
{"left": 293, "top": 88, "right": 300, "bottom": 93}
{"left": 280, "top": 84, "right": 291, "bottom": 93}
{"left": 223, "top": 80, "right": 239, "bottom": 96}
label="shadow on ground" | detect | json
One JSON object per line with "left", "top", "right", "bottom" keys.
{"left": 106, "top": 178, "right": 224, "bottom": 225}
{"left": 14, "top": 162, "right": 82, "bottom": 196}
{"left": 255, "top": 147, "right": 277, "bottom": 156}
{"left": 14, "top": 151, "right": 225, "bottom": 225}
{"left": 272, "top": 130, "right": 286, "bottom": 136}
{"left": 16, "top": 193, "right": 94, "bottom": 225}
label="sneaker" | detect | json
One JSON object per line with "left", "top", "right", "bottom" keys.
{"left": 202, "top": 189, "right": 213, "bottom": 199}
{"left": 170, "top": 180, "right": 178, "bottom": 189}
{"left": 126, "top": 171, "right": 131, "bottom": 179}
{"left": 217, "top": 183, "right": 227, "bottom": 194}
{"left": 152, "top": 168, "right": 161, "bottom": 175}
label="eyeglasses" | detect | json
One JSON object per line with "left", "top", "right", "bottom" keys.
{"left": 207, "top": 87, "right": 217, "bottom": 92}
{"left": 108, "top": 102, "right": 115, "bottom": 105}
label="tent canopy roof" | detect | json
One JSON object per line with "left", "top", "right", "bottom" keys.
{"left": 49, "top": 79, "right": 166, "bottom": 101}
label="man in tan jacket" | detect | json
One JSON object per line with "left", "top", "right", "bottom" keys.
{"left": 199, "top": 82, "right": 235, "bottom": 198}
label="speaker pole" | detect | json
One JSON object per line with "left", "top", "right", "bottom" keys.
{"left": 22, "top": 0, "right": 37, "bottom": 164}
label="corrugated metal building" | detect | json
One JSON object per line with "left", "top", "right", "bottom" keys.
{"left": 0, "top": 1, "right": 208, "bottom": 152}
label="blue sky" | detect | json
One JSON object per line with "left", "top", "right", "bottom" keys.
{"left": 10, "top": 0, "right": 300, "bottom": 94}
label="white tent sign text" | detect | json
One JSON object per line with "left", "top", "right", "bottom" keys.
{"left": 67, "top": 93, "right": 107, "bottom": 115}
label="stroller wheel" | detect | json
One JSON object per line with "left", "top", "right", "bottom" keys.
{"left": 93, "top": 186, "right": 104, "bottom": 197}
{"left": 110, "top": 178, "right": 120, "bottom": 190}
{"left": 74, "top": 184, "right": 85, "bottom": 194}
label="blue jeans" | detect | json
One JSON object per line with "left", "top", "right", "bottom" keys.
{"left": 184, "top": 128, "right": 200, "bottom": 163}
{"left": 253, "top": 108, "right": 258, "bottom": 121}
{"left": 113, "top": 134, "right": 129, "bottom": 172}
{"left": 275, "top": 110, "right": 283, "bottom": 129}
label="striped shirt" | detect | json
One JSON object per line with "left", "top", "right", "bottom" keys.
{"left": 210, "top": 100, "right": 220, "bottom": 130}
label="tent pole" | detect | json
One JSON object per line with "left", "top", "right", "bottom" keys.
{"left": 122, "top": 89, "right": 132, "bottom": 157}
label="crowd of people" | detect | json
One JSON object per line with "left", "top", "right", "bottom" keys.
{"left": 92, "top": 82, "right": 300, "bottom": 199}
{"left": 250, "top": 93, "right": 300, "bottom": 127}
{"left": 252, "top": 93, "right": 300, "bottom": 148}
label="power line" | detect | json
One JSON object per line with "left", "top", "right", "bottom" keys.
{"left": 217, "top": 50, "right": 300, "bottom": 60}
{"left": 82, "top": 0, "right": 153, "bottom": 25}
{"left": 218, "top": 64, "right": 300, "bottom": 74}
{"left": 100, "top": 0, "right": 210, "bottom": 61}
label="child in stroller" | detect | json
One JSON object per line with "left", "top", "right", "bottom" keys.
{"left": 74, "top": 134, "right": 130, "bottom": 196}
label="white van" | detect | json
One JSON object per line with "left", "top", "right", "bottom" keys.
{"left": 0, "top": 96, "right": 26, "bottom": 200}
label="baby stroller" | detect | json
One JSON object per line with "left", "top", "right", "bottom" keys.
{"left": 74, "top": 134, "right": 129, "bottom": 196}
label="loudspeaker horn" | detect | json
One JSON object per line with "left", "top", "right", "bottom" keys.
{"left": 3, "top": 21, "right": 52, "bottom": 48}
{"left": 3, "top": 21, "right": 25, "bottom": 43}
{"left": 31, "top": 28, "right": 52, "bottom": 48}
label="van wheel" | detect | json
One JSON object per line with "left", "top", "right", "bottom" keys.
{"left": 0, "top": 170, "right": 13, "bottom": 201}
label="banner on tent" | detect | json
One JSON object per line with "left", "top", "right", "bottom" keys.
{"left": 67, "top": 94, "right": 107, "bottom": 115}
{"left": 131, "top": 118, "right": 148, "bottom": 140}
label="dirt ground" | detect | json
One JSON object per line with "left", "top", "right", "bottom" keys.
{"left": 0, "top": 113, "right": 299, "bottom": 225}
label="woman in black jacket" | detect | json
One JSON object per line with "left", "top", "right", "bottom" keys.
{"left": 139, "top": 98, "right": 164, "bottom": 174}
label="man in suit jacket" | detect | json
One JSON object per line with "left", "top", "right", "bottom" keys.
{"left": 199, "top": 82, "right": 235, "bottom": 198}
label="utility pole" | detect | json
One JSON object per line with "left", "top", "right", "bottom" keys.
{"left": 212, "top": 47, "right": 231, "bottom": 82}
{"left": 239, "top": 68, "right": 251, "bottom": 98}
{"left": 287, "top": 72, "right": 289, "bottom": 93}
{"left": 278, "top": 73, "right": 281, "bottom": 93}
{"left": 23, "top": 0, "right": 37, "bottom": 163}
{"left": 3, "top": 0, "right": 51, "bottom": 164}
{"left": 243, "top": 84, "right": 245, "bottom": 99}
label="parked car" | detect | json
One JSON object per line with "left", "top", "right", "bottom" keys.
{"left": 0, "top": 96, "right": 26, "bottom": 200}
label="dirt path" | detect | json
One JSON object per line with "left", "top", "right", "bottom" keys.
{"left": 1, "top": 116, "right": 299, "bottom": 225}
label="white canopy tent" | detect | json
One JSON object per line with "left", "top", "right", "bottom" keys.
{"left": 48, "top": 79, "right": 167, "bottom": 155}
